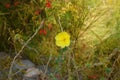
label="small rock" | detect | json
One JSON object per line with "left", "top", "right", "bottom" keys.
{"left": 14, "top": 59, "right": 35, "bottom": 70}
{"left": 24, "top": 67, "right": 41, "bottom": 78}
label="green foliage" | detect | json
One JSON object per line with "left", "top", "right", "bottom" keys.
{"left": 0, "top": 0, "right": 120, "bottom": 80}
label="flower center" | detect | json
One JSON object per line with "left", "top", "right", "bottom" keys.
{"left": 63, "top": 38, "right": 66, "bottom": 42}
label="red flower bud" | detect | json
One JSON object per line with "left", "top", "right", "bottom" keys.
{"left": 39, "top": 29, "right": 47, "bottom": 35}
{"left": 14, "top": 1, "right": 20, "bottom": 6}
{"left": 39, "top": 29, "right": 43, "bottom": 35}
{"left": 5, "top": 3, "right": 11, "bottom": 8}
{"left": 35, "top": 10, "right": 41, "bottom": 15}
{"left": 46, "top": 2, "right": 51, "bottom": 8}
{"left": 43, "top": 29, "right": 47, "bottom": 35}
{"left": 47, "top": 23, "right": 52, "bottom": 30}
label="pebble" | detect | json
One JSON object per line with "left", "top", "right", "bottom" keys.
{"left": 14, "top": 59, "right": 35, "bottom": 70}
{"left": 24, "top": 67, "right": 41, "bottom": 78}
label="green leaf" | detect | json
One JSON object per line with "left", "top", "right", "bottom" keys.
{"left": 65, "top": 11, "right": 72, "bottom": 20}
{"left": 85, "top": 63, "right": 91, "bottom": 68}
{"left": 105, "top": 68, "right": 112, "bottom": 74}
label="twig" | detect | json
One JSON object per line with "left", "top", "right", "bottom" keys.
{"left": 58, "top": 16, "right": 63, "bottom": 32}
{"left": 8, "top": 19, "right": 45, "bottom": 80}
{"left": 45, "top": 53, "right": 52, "bottom": 74}
{"left": 41, "top": 53, "right": 53, "bottom": 80}
{"left": 67, "top": 52, "right": 71, "bottom": 79}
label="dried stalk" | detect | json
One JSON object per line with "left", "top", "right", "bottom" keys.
{"left": 8, "top": 19, "right": 45, "bottom": 80}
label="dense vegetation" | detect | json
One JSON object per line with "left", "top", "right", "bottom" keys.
{"left": 0, "top": 0, "right": 120, "bottom": 80}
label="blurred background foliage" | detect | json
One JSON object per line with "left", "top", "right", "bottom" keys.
{"left": 0, "top": 0, "right": 120, "bottom": 80}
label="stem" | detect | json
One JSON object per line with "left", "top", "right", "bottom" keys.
{"left": 8, "top": 19, "right": 45, "bottom": 80}
{"left": 58, "top": 16, "right": 63, "bottom": 32}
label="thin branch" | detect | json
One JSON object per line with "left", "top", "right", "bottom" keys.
{"left": 58, "top": 16, "right": 63, "bottom": 32}
{"left": 45, "top": 53, "right": 52, "bottom": 74}
{"left": 40, "top": 53, "right": 53, "bottom": 80}
{"left": 8, "top": 19, "right": 45, "bottom": 80}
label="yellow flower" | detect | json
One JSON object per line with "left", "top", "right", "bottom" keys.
{"left": 55, "top": 32, "right": 70, "bottom": 48}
